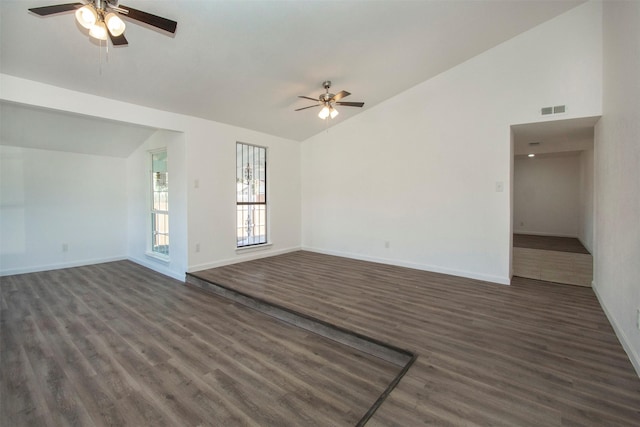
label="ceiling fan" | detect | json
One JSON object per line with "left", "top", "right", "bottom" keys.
{"left": 28, "top": 0, "right": 177, "bottom": 46}
{"left": 296, "top": 81, "right": 364, "bottom": 120}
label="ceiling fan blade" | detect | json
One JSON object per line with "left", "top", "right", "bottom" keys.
{"left": 109, "top": 30, "right": 128, "bottom": 46}
{"left": 28, "top": 3, "right": 82, "bottom": 16}
{"left": 331, "top": 90, "right": 351, "bottom": 102}
{"left": 336, "top": 101, "right": 364, "bottom": 107}
{"left": 295, "top": 104, "right": 321, "bottom": 111}
{"left": 119, "top": 5, "right": 177, "bottom": 34}
{"left": 298, "top": 96, "right": 320, "bottom": 102}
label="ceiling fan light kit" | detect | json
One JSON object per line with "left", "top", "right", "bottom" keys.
{"left": 318, "top": 105, "right": 338, "bottom": 120}
{"left": 296, "top": 81, "right": 364, "bottom": 120}
{"left": 75, "top": 5, "right": 97, "bottom": 29}
{"left": 104, "top": 12, "right": 125, "bottom": 37}
{"left": 29, "top": 0, "right": 178, "bottom": 46}
{"left": 76, "top": 1, "right": 124, "bottom": 41}
{"left": 88, "top": 19, "right": 108, "bottom": 40}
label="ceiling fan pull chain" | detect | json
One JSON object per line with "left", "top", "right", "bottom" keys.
{"left": 98, "top": 39, "right": 103, "bottom": 75}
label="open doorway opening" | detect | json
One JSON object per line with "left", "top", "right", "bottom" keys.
{"left": 511, "top": 116, "right": 599, "bottom": 286}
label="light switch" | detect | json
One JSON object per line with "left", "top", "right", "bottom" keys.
{"left": 495, "top": 181, "right": 504, "bottom": 192}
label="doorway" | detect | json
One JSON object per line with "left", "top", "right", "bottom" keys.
{"left": 510, "top": 116, "right": 599, "bottom": 286}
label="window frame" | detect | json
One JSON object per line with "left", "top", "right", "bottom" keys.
{"left": 236, "top": 142, "right": 268, "bottom": 248}
{"left": 149, "top": 148, "right": 170, "bottom": 259}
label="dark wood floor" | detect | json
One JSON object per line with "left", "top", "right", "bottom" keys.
{"left": 514, "top": 233, "right": 590, "bottom": 254}
{"left": 1, "top": 260, "right": 402, "bottom": 426}
{"left": 3, "top": 252, "right": 639, "bottom": 426}
{"left": 192, "top": 251, "right": 640, "bottom": 426}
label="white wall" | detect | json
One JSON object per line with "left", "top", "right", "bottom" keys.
{"left": 301, "top": 1, "right": 603, "bottom": 284}
{"left": 0, "top": 145, "right": 127, "bottom": 275}
{"left": 593, "top": 0, "right": 640, "bottom": 375}
{"left": 513, "top": 154, "right": 581, "bottom": 238}
{"left": 578, "top": 148, "right": 594, "bottom": 252}
{"left": 0, "top": 75, "right": 301, "bottom": 279}
{"left": 185, "top": 122, "right": 301, "bottom": 272}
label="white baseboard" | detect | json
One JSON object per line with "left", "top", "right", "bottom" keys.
{"left": 127, "top": 256, "right": 185, "bottom": 281}
{"left": 592, "top": 281, "right": 640, "bottom": 378}
{"left": 301, "top": 246, "right": 510, "bottom": 286}
{"left": 188, "top": 245, "right": 301, "bottom": 273}
{"left": 513, "top": 231, "right": 578, "bottom": 238}
{"left": 0, "top": 256, "right": 127, "bottom": 277}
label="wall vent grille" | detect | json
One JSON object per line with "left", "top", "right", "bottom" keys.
{"left": 541, "top": 105, "right": 566, "bottom": 116}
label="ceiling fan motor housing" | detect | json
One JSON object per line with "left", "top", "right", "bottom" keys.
{"left": 320, "top": 93, "right": 334, "bottom": 103}
{"left": 321, "top": 81, "right": 334, "bottom": 103}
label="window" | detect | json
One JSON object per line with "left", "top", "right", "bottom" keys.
{"left": 236, "top": 142, "right": 267, "bottom": 247}
{"left": 151, "top": 150, "right": 169, "bottom": 256}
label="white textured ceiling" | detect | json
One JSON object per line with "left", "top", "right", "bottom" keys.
{"left": 512, "top": 116, "right": 599, "bottom": 156}
{"left": 1, "top": 0, "right": 584, "bottom": 143}
{"left": 0, "top": 101, "right": 158, "bottom": 157}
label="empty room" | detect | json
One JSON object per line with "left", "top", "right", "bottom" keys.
{"left": 1, "top": 1, "right": 639, "bottom": 426}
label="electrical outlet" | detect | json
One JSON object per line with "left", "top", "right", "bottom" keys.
{"left": 62, "top": 243, "right": 68, "bottom": 252}
{"left": 637, "top": 308, "right": 640, "bottom": 330}
{"left": 384, "top": 241, "right": 390, "bottom": 249}
{"left": 195, "top": 243, "right": 200, "bottom": 253}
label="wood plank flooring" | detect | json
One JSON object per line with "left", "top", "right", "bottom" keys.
{"left": 514, "top": 234, "right": 590, "bottom": 254}
{"left": 0, "top": 260, "right": 403, "bottom": 426}
{"left": 513, "top": 234, "right": 593, "bottom": 286}
{"left": 513, "top": 247, "right": 593, "bottom": 286}
{"left": 191, "top": 251, "right": 640, "bottom": 426}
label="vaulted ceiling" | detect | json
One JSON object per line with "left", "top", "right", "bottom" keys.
{"left": 1, "top": 0, "right": 584, "bottom": 143}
